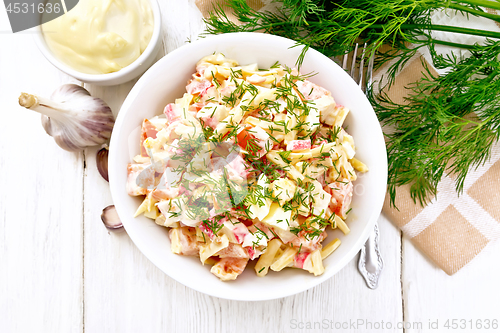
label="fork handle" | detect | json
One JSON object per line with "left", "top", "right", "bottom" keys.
{"left": 358, "top": 222, "right": 384, "bottom": 289}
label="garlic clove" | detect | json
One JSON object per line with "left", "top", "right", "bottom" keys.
{"left": 19, "top": 84, "right": 115, "bottom": 151}
{"left": 41, "top": 115, "right": 54, "bottom": 136}
{"left": 101, "top": 205, "right": 123, "bottom": 230}
{"left": 96, "top": 147, "right": 109, "bottom": 182}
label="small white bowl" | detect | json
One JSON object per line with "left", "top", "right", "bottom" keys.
{"left": 34, "top": 0, "right": 162, "bottom": 86}
{"left": 109, "top": 32, "right": 387, "bottom": 301}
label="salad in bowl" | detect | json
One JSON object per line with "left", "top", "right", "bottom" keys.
{"left": 109, "top": 32, "right": 386, "bottom": 300}
{"left": 127, "top": 53, "right": 368, "bottom": 281}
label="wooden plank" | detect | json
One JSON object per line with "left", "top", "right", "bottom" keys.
{"left": 0, "top": 13, "right": 84, "bottom": 333}
{"left": 156, "top": 0, "right": 206, "bottom": 54}
{"left": 402, "top": 237, "right": 500, "bottom": 333}
{"left": 81, "top": 1, "right": 206, "bottom": 330}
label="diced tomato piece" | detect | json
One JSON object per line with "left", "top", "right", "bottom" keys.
{"left": 241, "top": 219, "right": 253, "bottom": 227}
{"left": 236, "top": 127, "right": 270, "bottom": 157}
{"left": 188, "top": 102, "right": 205, "bottom": 113}
{"left": 236, "top": 128, "right": 252, "bottom": 151}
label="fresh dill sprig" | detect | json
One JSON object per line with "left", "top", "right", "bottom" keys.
{"left": 204, "top": 0, "right": 500, "bottom": 83}
{"left": 369, "top": 39, "right": 500, "bottom": 206}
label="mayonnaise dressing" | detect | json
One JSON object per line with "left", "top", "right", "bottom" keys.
{"left": 42, "top": 0, "right": 154, "bottom": 74}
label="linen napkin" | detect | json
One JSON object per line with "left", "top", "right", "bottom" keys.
{"left": 194, "top": 2, "right": 500, "bottom": 275}
{"left": 379, "top": 10, "right": 500, "bottom": 275}
{"left": 379, "top": 56, "right": 500, "bottom": 275}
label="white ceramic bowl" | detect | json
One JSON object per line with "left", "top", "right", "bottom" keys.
{"left": 109, "top": 32, "right": 387, "bottom": 301}
{"left": 34, "top": 0, "right": 162, "bottom": 86}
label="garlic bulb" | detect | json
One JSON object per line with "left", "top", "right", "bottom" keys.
{"left": 18, "top": 84, "right": 115, "bottom": 151}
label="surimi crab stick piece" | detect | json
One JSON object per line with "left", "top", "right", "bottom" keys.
{"left": 295, "top": 80, "right": 330, "bottom": 100}
{"left": 163, "top": 103, "right": 183, "bottom": 123}
{"left": 286, "top": 139, "right": 311, "bottom": 151}
{"left": 186, "top": 79, "right": 212, "bottom": 95}
{"left": 217, "top": 243, "right": 250, "bottom": 259}
{"left": 168, "top": 227, "right": 199, "bottom": 256}
{"left": 303, "top": 250, "right": 325, "bottom": 276}
{"left": 140, "top": 119, "right": 158, "bottom": 157}
{"left": 326, "top": 181, "right": 353, "bottom": 219}
{"left": 287, "top": 230, "right": 327, "bottom": 253}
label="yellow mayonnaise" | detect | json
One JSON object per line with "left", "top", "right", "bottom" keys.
{"left": 42, "top": 0, "right": 154, "bottom": 74}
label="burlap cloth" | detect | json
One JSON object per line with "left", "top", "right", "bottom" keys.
{"left": 195, "top": 1, "right": 500, "bottom": 275}
{"left": 380, "top": 57, "right": 500, "bottom": 275}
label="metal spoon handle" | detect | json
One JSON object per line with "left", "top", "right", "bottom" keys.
{"left": 358, "top": 222, "right": 384, "bottom": 289}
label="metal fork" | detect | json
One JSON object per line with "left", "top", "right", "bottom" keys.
{"left": 342, "top": 43, "right": 384, "bottom": 289}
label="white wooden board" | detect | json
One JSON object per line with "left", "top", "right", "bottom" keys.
{"left": 1, "top": 1, "right": 499, "bottom": 332}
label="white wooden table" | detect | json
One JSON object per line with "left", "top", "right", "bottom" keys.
{"left": 1, "top": 2, "right": 500, "bottom": 332}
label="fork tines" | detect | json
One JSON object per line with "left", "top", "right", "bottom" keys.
{"left": 342, "top": 42, "right": 374, "bottom": 92}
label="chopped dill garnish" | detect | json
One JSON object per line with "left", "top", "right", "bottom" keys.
{"left": 204, "top": 0, "right": 500, "bottom": 206}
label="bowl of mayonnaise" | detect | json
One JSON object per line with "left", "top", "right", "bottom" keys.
{"left": 34, "top": 0, "right": 162, "bottom": 86}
